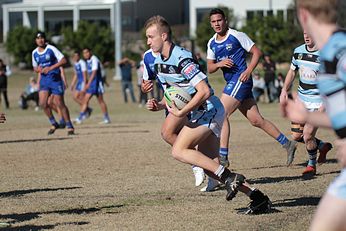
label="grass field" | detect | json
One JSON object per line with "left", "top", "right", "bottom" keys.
{"left": 0, "top": 68, "right": 339, "bottom": 230}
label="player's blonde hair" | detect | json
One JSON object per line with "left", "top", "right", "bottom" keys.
{"left": 296, "top": 0, "right": 338, "bottom": 23}
{"left": 144, "top": 15, "right": 172, "bottom": 40}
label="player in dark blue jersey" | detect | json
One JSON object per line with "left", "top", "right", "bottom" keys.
{"left": 145, "top": 15, "right": 272, "bottom": 214}
{"left": 282, "top": 0, "right": 346, "bottom": 229}
{"left": 280, "top": 32, "right": 333, "bottom": 175}
{"left": 32, "top": 32, "right": 74, "bottom": 135}
{"left": 75, "top": 48, "right": 110, "bottom": 124}
{"left": 207, "top": 8, "right": 297, "bottom": 167}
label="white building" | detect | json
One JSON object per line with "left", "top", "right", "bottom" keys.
{"left": 189, "top": 0, "right": 294, "bottom": 37}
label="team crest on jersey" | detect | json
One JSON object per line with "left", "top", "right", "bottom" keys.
{"left": 45, "top": 54, "right": 50, "bottom": 61}
{"left": 226, "top": 43, "right": 233, "bottom": 50}
{"left": 298, "top": 53, "right": 303, "bottom": 60}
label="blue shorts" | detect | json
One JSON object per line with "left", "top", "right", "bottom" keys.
{"left": 86, "top": 81, "right": 104, "bottom": 95}
{"left": 327, "top": 168, "right": 346, "bottom": 200}
{"left": 75, "top": 81, "right": 85, "bottom": 92}
{"left": 223, "top": 78, "right": 253, "bottom": 102}
{"left": 40, "top": 76, "right": 64, "bottom": 95}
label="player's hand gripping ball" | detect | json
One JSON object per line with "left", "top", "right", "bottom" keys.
{"left": 164, "top": 86, "right": 191, "bottom": 110}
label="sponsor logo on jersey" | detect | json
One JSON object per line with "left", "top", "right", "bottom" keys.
{"left": 45, "top": 54, "right": 50, "bottom": 61}
{"left": 168, "top": 66, "right": 175, "bottom": 74}
{"left": 226, "top": 43, "right": 233, "bottom": 50}
{"left": 298, "top": 53, "right": 303, "bottom": 60}
{"left": 182, "top": 63, "right": 199, "bottom": 79}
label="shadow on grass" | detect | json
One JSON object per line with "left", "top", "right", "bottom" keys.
{"left": 0, "top": 187, "right": 82, "bottom": 198}
{"left": 0, "top": 205, "right": 123, "bottom": 228}
{"left": 248, "top": 170, "right": 340, "bottom": 184}
{"left": 273, "top": 196, "right": 320, "bottom": 207}
{"left": 0, "top": 137, "right": 72, "bottom": 144}
{"left": 296, "top": 158, "right": 338, "bottom": 167}
{"left": 80, "top": 130, "right": 150, "bottom": 136}
{"left": 6, "top": 221, "right": 89, "bottom": 231}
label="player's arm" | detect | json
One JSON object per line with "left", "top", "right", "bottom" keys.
{"left": 146, "top": 98, "right": 166, "bottom": 111}
{"left": 60, "top": 67, "right": 68, "bottom": 89}
{"left": 282, "top": 93, "right": 332, "bottom": 128}
{"left": 169, "top": 80, "right": 210, "bottom": 117}
{"left": 206, "top": 41, "right": 233, "bottom": 74}
{"left": 239, "top": 44, "right": 262, "bottom": 82}
{"left": 280, "top": 68, "right": 296, "bottom": 104}
{"left": 85, "top": 70, "right": 96, "bottom": 89}
{"left": 70, "top": 69, "right": 77, "bottom": 91}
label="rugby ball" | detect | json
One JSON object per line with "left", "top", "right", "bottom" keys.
{"left": 164, "top": 86, "right": 191, "bottom": 110}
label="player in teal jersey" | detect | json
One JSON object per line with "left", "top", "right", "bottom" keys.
{"left": 280, "top": 32, "right": 333, "bottom": 175}
{"left": 282, "top": 0, "right": 346, "bottom": 229}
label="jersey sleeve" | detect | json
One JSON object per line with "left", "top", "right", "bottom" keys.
{"left": 80, "top": 60, "right": 87, "bottom": 72}
{"left": 206, "top": 39, "right": 215, "bottom": 60}
{"left": 179, "top": 58, "right": 207, "bottom": 87}
{"left": 236, "top": 31, "right": 255, "bottom": 52}
{"left": 49, "top": 45, "right": 64, "bottom": 61}
{"left": 91, "top": 57, "right": 99, "bottom": 71}
{"left": 32, "top": 51, "right": 38, "bottom": 68}
{"left": 143, "top": 59, "right": 155, "bottom": 80}
{"left": 337, "top": 50, "right": 346, "bottom": 84}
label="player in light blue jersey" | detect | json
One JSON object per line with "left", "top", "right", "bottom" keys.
{"left": 142, "top": 48, "right": 207, "bottom": 188}
{"left": 75, "top": 48, "right": 110, "bottom": 124}
{"left": 280, "top": 32, "right": 333, "bottom": 175}
{"left": 207, "top": 8, "right": 297, "bottom": 167}
{"left": 32, "top": 31, "right": 74, "bottom": 135}
{"left": 282, "top": 0, "right": 346, "bottom": 229}
{"left": 145, "top": 15, "right": 272, "bottom": 214}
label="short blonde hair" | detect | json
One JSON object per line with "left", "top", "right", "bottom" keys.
{"left": 144, "top": 15, "right": 172, "bottom": 40}
{"left": 296, "top": 0, "right": 338, "bottom": 23}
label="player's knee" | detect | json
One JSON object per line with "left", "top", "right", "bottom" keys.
{"left": 249, "top": 117, "right": 264, "bottom": 128}
{"left": 39, "top": 101, "right": 48, "bottom": 109}
{"left": 171, "top": 145, "right": 184, "bottom": 162}
{"left": 161, "top": 130, "right": 175, "bottom": 146}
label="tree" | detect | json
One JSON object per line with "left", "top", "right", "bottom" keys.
{"left": 5, "top": 26, "right": 37, "bottom": 68}
{"left": 61, "top": 21, "right": 115, "bottom": 63}
{"left": 241, "top": 14, "right": 302, "bottom": 63}
{"left": 195, "top": 6, "right": 236, "bottom": 53}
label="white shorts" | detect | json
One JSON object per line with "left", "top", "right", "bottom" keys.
{"left": 190, "top": 95, "right": 225, "bottom": 138}
{"left": 327, "top": 168, "right": 346, "bottom": 200}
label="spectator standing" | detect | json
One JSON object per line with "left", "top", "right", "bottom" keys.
{"left": 0, "top": 59, "right": 11, "bottom": 109}
{"left": 262, "top": 54, "right": 276, "bottom": 103}
{"left": 119, "top": 57, "right": 136, "bottom": 103}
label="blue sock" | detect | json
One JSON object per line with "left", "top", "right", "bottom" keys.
{"left": 276, "top": 133, "right": 289, "bottom": 146}
{"left": 66, "top": 121, "right": 74, "bottom": 129}
{"left": 219, "top": 148, "right": 228, "bottom": 158}
{"left": 307, "top": 148, "right": 318, "bottom": 166}
{"left": 59, "top": 118, "right": 66, "bottom": 125}
{"left": 78, "top": 111, "right": 87, "bottom": 120}
{"left": 49, "top": 116, "right": 57, "bottom": 126}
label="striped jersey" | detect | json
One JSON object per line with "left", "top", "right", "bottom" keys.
{"left": 291, "top": 44, "right": 322, "bottom": 104}
{"left": 318, "top": 30, "right": 346, "bottom": 138}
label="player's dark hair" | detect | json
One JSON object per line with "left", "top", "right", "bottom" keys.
{"left": 209, "top": 8, "right": 226, "bottom": 19}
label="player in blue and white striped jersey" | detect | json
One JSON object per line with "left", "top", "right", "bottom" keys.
{"left": 280, "top": 32, "right": 333, "bottom": 175}
{"left": 207, "top": 8, "right": 297, "bottom": 167}
{"left": 145, "top": 15, "right": 272, "bottom": 214}
{"left": 32, "top": 31, "right": 74, "bottom": 135}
